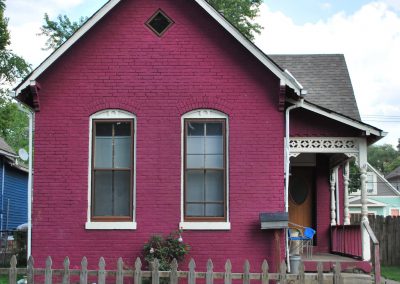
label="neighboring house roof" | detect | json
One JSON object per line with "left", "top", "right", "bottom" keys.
{"left": 386, "top": 166, "right": 400, "bottom": 180}
{"left": 13, "top": 0, "right": 302, "bottom": 96}
{"left": 0, "top": 137, "right": 16, "bottom": 158}
{"left": 368, "top": 163, "right": 400, "bottom": 196}
{"left": 269, "top": 54, "right": 360, "bottom": 121}
{"left": 348, "top": 196, "right": 387, "bottom": 207}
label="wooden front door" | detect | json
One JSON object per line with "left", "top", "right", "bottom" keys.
{"left": 289, "top": 167, "right": 314, "bottom": 228}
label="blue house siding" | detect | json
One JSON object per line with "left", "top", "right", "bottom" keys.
{"left": 0, "top": 159, "right": 28, "bottom": 230}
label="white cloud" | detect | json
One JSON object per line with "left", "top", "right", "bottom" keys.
{"left": 255, "top": 2, "right": 400, "bottom": 147}
{"left": 320, "top": 2, "right": 332, "bottom": 10}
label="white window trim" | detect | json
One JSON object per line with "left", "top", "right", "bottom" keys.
{"left": 180, "top": 109, "right": 230, "bottom": 230}
{"left": 366, "top": 172, "right": 377, "bottom": 195}
{"left": 86, "top": 109, "right": 137, "bottom": 230}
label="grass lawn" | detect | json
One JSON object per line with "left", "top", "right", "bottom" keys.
{"left": 382, "top": 266, "right": 400, "bottom": 282}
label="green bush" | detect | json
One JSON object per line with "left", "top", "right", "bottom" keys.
{"left": 143, "top": 230, "right": 190, "bottom": 271}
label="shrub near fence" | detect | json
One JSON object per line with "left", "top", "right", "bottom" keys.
{"left": 0, "top": 255, "right": 373, "bottom": 284}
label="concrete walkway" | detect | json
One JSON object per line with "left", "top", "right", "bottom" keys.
{"left": 383, "top": 278, "right": 400, "bottom": 284}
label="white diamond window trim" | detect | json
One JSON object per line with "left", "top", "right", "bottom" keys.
{"left": 146, "top": 9, "right": 174, "bottom": 37}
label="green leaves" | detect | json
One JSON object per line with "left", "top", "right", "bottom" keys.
{"left": 38, "top": 13, "right": 88, "bottom": 51}
{"left": 207, "top": 0, "right": 263, "bottom": 40}
{"left": 368, "top": 144, "right": 400, "bottom": 175}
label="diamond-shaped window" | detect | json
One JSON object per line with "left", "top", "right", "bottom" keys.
{"left": 146, "top": 10, "right": 174, "bottom": 37}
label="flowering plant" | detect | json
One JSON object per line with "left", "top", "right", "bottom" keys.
{"left": 143, "top": 230, "right": 190, "bottom": 271}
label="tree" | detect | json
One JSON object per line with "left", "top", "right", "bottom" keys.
{"left": 38, "top": 13, "right": 87, "bottom": 51}
{"left": 0, "top": 0, "right": 31, "bottom": 152}
{"left": 39, "top": 0, "right": 263, "bottom": 51}
{"left": 368, "top": 144, "right": 400, "bottom": 175}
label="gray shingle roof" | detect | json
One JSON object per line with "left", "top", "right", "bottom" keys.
{"left": 0, "top": 137, "right": 16, "bottom": 156}
{"left": 386, "top": 166, "right": 400, "bottom": 180}
{"left": 269, "top": 54, "right": 361, "bottom": 120}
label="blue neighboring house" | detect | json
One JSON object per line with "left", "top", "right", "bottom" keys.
{"left": 0, "top": 137, "right": 28, "bottom": 231}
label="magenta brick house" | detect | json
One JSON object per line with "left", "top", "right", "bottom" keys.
{"left": 15, "top": 0, "right": 385, "bottom": 273}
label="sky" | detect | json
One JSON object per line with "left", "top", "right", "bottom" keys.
{"left": 4, "top": 0, "right": 400, "bottom": 148}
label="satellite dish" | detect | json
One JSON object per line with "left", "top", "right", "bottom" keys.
{"left": 18, "top": 149, "right": 29, "bottom": 161}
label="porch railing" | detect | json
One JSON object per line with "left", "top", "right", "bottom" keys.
{"left": 362, "top": 220, "right": 381, "bottom": 284}
{"left": 330, "top": 224, "right": 362, "bottom": 258}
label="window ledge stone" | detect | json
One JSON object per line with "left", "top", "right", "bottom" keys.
{"left": 85, "top": 221, "right": 137, "bottom": 230}
{"left": 179, "top": 221, "right": 230, "bottom": 230}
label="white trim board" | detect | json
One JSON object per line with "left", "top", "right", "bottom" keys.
{"left": 14, "top": 0, "right": 302, "bottom": 96}
{"left": 286, "top": 99, "right": 385, "bottom": 137}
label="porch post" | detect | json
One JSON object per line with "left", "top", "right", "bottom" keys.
{"left": 343, "top": 161, "right": 350, "bottom": 225}
{"left": 330, "top": 170, "right": 337, "bottom": 226}
{"left": 358, "top": 138, "right": 371, "bottom": 261}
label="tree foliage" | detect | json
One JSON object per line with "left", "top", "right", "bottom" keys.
{"left": 39, "top": 0, "right": 262, "bottom": 51}
{"left": 38, "top": 13, "right": 87, "bottom": 51}
{"left": 368, "top": 144, "right": 400, "bottom": 175}
{"left": 207, "top": 0, "right": 263, "bottom": 40}
{"left": 0, "top": 0, "right": 30, "bottom": 152}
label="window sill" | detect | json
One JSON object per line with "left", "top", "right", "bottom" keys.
{"left": 85, "top": 221, "right": 137, "bottom": 230}
{"left": 179, "top": 221, "right": 230, "bottom": 230}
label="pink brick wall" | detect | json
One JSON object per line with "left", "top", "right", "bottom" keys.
{"left": 31, "top": 0, "right": 285, "bottom": 272}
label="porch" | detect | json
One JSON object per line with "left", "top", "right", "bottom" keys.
{"left": 301, "top": 253, "right": 372, "bottom": 273}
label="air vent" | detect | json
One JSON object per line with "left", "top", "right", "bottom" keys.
{"left": 146, "top": 10, "right": 174, "bottom": 37}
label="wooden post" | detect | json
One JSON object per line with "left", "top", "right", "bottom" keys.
{"left": 152, "top": 259, "right": 160, "bottom": 284}
{"left": 45, "top": 256, "right": 52, "bottom": 284}
{"left": 170, "top": 259, "right": 178, "bottom": 284}
{"left": 279, "top": 261, "right": 287, "bottom": 284}
{"left": 343, "top": 161, "right": 350, "bottom": 225}
{"left": 317, "top": 262, "right": 323, "bottom": 284}
{"left": 243, "top": 260, "right": 250, "bottom": 284}
{"left": 27, "top": 256, "right": 34, "bottom": 284}
{"left": 80, "top": 257, "right": 88, "bottom": 284}
{"left": 298, "top": 261, "right": 305, "bottom": 284}
{"left": 134, "top": 257, "right": 142, "bottom": 284}
{"left": 62, "top": 257, "right": 70, "bottom": 284}
{"left": 224, "top": 260, "right": 232, "bottom": 284}
{"left": 330, "top": 170, "right": 337, "bottom": 226}
{"left": 188, "top": 259, "right": 196, "bottom": 284}
{"left": 261, "top": 260, "right": 269, "bottom": 284}
{"left": 9, "top": 255, "right": 17, "bottom": 284}
{"left": 98, "top": 257, "right": 106, "bottom": 284}
{"left": 116, "top": 257, "right": 124, "bottom": 284}
{"left": 206, "top": 259, "right": 213, "bottom": 284}
{"left": 333, "top": 262, "right": 342, "bottom": 284}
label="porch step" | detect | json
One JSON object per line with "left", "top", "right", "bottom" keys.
{"left": 303, "top": 259, "right": 372, "bottom": 273}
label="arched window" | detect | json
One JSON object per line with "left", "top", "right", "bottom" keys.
{"left": 86, "top": 109, "right": 136, "bottom": 230}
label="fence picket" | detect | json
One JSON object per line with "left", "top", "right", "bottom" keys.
{"left": 298, "top": 261, "right": 305, "bottom": 284}
{"left": 116, "top": 257, "right": 123, "bottom": 284}
{"left": 98, "top": 257, "right": 106, "bottom": 284}
{"left": 243, "top": 260, "right": 250, "bottom": 284}
{"left": 45, "top": 256, "right": 52, "bottom": 284}
{"left": 62, "top": 257, "right": 70, "bottom": 284}
{"left": 317, "top": 262, "right": 323, "bottom": 284}
{"left": 80, "top": 257, "right": 88, "bottom": 284}
{"left": 333, "top": 262, "right": 342, "bottom": 284}
{"left": 279, "top": 261, "right": 287, "bottom": 284}
{"left": 9, "top": 255, "right": 17, "bottom": 284}
{"left": 170, "top": 258, "right": 178, "bottom": 284}
{"left": 27, "top": 256, "right": 34, "bottom": 284}
{"left": 206, "top": 259, "right": 213, "bottom": 284}
{"left": 152, "top": 259, "right": 160, "bottom": 284}
{"left": 134, "top": 257, "right": 142, "bottom": 284}
{"left": 261, "top": 260, "right": 269, "bottom": 284}
{"left": 189, "top": 259, "right": 196, "bottom": 284}
{"left": 224, "top": 260, "right": 232, "bottom": 284}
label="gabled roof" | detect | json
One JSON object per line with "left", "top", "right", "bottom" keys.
{"left": 368, "top": 163, "right": 400, "bottom": 196}
{"left": 270, "top": 54, "right": 360, "bottom": 120}
{"left": 386, "top": 166, "right": 400, "bottom": 180}
{"left": 0, "top": 137, "right": 16, "bottom": 158}
{"left": 14, "top": 0, "right": 302, "bottom": 96}
{"left": 348, "top": 196, "right": 387, "bottom": 207}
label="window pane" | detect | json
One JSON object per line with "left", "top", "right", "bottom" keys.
{"left": 95, "top": 137, "right": 113, "bottom": 168}
{"left": 187, "top": 122, "right": 204, "bottom": 136}
{"left": 206, "top": 123, "right": 222, "bottom": 136}
{"left": 205, "top": 154, "right": 223, "bottom": 168}
{"left": 186, "top": 170, "right": 205, "bottom": 202}
{"left": 187, "top": 155, "right": 205, "bottom": 168}
{"left": 94, "top": 171, "right": 113, "bottom": 216}
{"left": 187, "top": 137, "right": 205, "bottom": 154}
{"left": 96, "top": 122, "right": 113, "bottom": 136}
{"left": 205, "top": 137, "right": 223, "bottom": 154}
{"left": 114, "top": 171, "right": 131, "bottom": 216}
{"left": 205, "top": 170, "right": 224, "bottom": 202}
{"left": 205, "top": 204, "right": 224, "bottom": 217}
{"left": 114, "top": 136, "right": 131, "bottom": 168}
{"left": 114, "top": 122, "right": 131, "bottom": 136}
{"left": 186, "top": 204, "right": 204, "bottom": 216}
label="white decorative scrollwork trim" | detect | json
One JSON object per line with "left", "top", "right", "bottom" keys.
{"left": 289, "top": 137, "right": 359, "bottom": 154}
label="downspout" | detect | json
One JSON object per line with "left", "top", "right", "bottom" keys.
{"left": 17, "top": 103, "right": 34, "bottom": 258}
{"left": 284, "top": 98, "right": 304, "bottom": 272}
